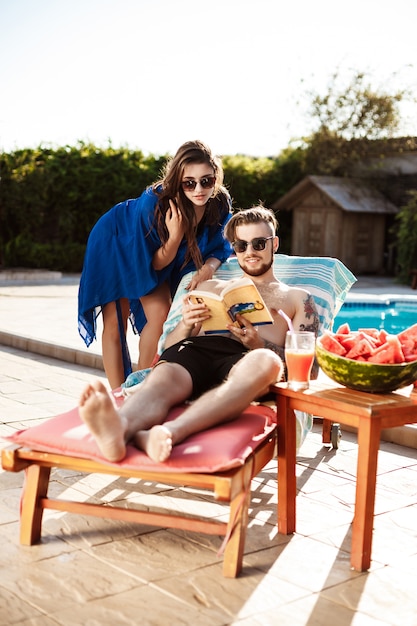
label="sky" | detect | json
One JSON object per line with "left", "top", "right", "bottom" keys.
{"left": 0, "top": 0, "right": 416, "bottom": 158}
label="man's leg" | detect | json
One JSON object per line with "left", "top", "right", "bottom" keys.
{"left": 135, "top": 349, "right": 282, "bottom": 463}
{"left": 79, "top": 361, "right": 193, "bottom": 462}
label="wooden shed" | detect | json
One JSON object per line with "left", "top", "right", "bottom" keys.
{"left": 272, "top": 175, "right": 399, "bottom": 275}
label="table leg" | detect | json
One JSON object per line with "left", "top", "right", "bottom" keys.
{"left": 351, "top": 416, "right": 381, "bottom": 571}
{"left": 276, "top": 394, "right": 297, "bottom": 534}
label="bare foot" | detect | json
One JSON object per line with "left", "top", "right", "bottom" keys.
{"left": 134, "top": 425, "right": 173, "bottom": 463}
{"left": 79, "top": 380, "right": 126, "bottom": 462}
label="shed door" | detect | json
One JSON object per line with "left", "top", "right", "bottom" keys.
{"left": 291, "top": 209, "right": 340, "bottom": 257}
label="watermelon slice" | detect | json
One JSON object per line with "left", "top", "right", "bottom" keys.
{"left": 335, "top": 322, "right": 351, "bottom": 335}
{"left": 358, "top": 331, "right": 379, "bottom": 348}
{"left": 345, "top": 337, "right": 374, "bottom": 359}
{"left": 378, "top": 329, "right": 389, "bottom": 345}
{"left": 358, "top": 328, "right": 380, "bottom": 340}
{"left": 368, "top": 336, "right": 405, "bottom": 364}
{"left": 320, "top": 333, "right": 347, "bottom": 356}
{"left": 400, "top": 338, "right": 416, "bottom": 357}
{"left": 398, "top": 323, "right": 417, "bottom": 344}
{"left": 339, "top": 335, "right": 357, "bottom": 350}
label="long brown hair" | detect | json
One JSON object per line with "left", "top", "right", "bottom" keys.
{"left": 152, "top": 140, "right": 230, "bottom": 269}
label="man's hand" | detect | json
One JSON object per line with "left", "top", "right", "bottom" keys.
{"left": 226, "top": 314, "right": 264, "bottom": 349}
{"left": 181, "top": 295, "right": 211, "bottom": 332}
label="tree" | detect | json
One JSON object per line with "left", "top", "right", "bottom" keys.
{"left": 395, "top": 191, "right": 417, "bottom": 283}
{"left": 303, "top": 70, "right": 413, "bottom": 175}
{"left": 309, "top": 70, "right": 405, "bottom": 140}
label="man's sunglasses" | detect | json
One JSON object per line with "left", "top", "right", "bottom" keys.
{"left": 232, "top": 236, "right": 274, "bottom": 253}
{"left": 181, "top": 176, "right": 216, "bottom": 191}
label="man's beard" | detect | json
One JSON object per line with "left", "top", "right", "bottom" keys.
{"left": 237, "top": 253, "right": 274, "bottom": 277}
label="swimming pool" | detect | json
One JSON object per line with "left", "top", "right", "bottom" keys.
{"left": 334, "top": 299, "right": 417, "bottom": 334}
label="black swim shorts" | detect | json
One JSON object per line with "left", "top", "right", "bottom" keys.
{"left": 158, "top": 335, "right": 249, "bottom": 398}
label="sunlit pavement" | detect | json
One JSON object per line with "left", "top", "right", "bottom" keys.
{"left": 1, "top": 273, "right": 417, "bottom": 624}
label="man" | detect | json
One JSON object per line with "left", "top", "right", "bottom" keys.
{"left": 79, "top": 206, "right": 319, "bottom": 464}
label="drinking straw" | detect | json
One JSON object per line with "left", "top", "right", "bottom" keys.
{"left": 278, "top": 309, "right": 294, "bottom": 333}
{"left": 278, "top": 309, "right": 297, "bottom": 348}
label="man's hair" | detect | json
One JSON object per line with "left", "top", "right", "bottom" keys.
{"left": 224, "top": 206, "right": 278, "bottom": 242}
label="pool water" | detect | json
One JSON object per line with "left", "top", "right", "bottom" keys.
{"left": 334, "top": 300, "right": 417, "bottom": 334}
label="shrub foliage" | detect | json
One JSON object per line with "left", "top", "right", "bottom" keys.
{"left": 395, "top": 191, "right": 417, "bottom": 283}
{"left": 0, "top": 142, "right": 303, "bottom": 271}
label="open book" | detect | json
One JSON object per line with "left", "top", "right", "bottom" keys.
{"left": 189, "top": 277, "right": 273, "bottom": 334}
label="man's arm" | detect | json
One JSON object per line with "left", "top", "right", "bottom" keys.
{"left": 287, "top": 291, "right": 320, "bottom": 379}
{"left": 259, "top": 292, "right": 320, "bottom": 380}
{"left": 293, "top": 293, "right": 320, "bottom": 336}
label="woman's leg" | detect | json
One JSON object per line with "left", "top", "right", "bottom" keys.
{"left": 138, "top": 282, "right": 172, "bottom": 369}
{"left": 102, "top": 299, "right": 130, "bottom": 389}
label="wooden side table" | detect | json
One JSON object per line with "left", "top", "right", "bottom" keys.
{"left": 271, "top": 381, "right": 417, "bottom": 571}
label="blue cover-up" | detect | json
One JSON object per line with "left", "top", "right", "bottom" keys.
{"left": 78, "top": 187, "right": 232, "bottom": 349}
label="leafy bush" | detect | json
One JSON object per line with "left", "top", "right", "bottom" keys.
{"left": 0, "top": 143, "right": 303, "bottom": 271}
{"left": 0, "top": 143, "right": 166, "bottom": 270}
{"left": 395, "top": 191, "right": 417, "bottom": 283}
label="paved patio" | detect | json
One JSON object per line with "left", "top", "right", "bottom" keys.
{"left": 1, "top": 273, "right": 417, "bottom": 624}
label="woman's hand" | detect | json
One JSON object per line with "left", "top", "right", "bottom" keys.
{"left": 165, "top": 199, "right": 184, "bottom": 242}
{"left": 185, "top": 260, "right": 219, "bottom": 291}
{"left": 153, "top": 199, "right": 185, "bottom": 271}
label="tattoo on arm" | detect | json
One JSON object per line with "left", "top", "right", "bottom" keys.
{"left": 299, "top": 294, "right": 319, "bottom": 335}
{"left": 300, "top": 293, "right": 320, "bottom": 379}
{"left": 265, "top": 294, "right": 319, "bottom": 380}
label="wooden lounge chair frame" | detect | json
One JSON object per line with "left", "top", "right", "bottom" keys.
{"left": 2, "top": 423, "right": 276, "bottom": 578}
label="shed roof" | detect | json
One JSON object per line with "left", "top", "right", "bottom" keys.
{"left": 272, "top": 175, "right": 399, "bottom": 214}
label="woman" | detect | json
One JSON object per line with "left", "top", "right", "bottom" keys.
{"left": 78, "top": 140, "right": 233, "bottom": 389}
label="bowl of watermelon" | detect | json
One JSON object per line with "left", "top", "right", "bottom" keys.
{"left": 316, "top": 323, "right": 417, "bottom": 393}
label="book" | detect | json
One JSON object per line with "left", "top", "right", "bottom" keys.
{"left": 189, "top": 277, "right": 273, "bottom": 334}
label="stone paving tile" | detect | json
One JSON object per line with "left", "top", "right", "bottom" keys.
{"left": 0, "top": 549, "right": 144, "bottom": 614}
{"left": 0, "top": 586, "right": 50, "bottom": 625}
{"left": 245, "top": 533, "right": 363, "bottom": 592}
{"left": 87, "top": 530, "right": 222, "bottom": 582}
{"left": 322, "top": 563, "right": 417, "bottom": 625}
{"left": 156, "top": 564, "right": 310, "bottom": 621}
{"left": 51, "top": 584, "right": 225, "bottom": 626}
{"left": 1, "top": 345, "right": 417, "bottom": 625}
{"left": 236, "top": 595, "right": 389, "bottom": 626}
{"left": 2, "top": 520, "right": 77, "bottom": 567}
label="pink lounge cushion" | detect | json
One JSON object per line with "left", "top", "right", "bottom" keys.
{"left": 7, "top": 400, "right": 277, "bottom": 473}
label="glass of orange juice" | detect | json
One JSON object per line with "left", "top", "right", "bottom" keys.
{"left": 285, "top": 331, "right": 316, "bottom": 391}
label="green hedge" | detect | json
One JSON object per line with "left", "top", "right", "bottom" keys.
{"left": 0, "top": 143, "right": 303, "bottom": 271}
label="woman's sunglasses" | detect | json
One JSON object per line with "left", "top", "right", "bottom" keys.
{"left": 181, "top": 176, "right": 216, "bottom": 191}
{"left": 232, "top": 236, "right": 274, "bottom": 253}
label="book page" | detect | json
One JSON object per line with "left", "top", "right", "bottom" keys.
{"left": 189, "top": 278, "right": 273, "bottom": 334}
{"left": 223, "top": 281, "right": 273, "bottom": 326}
{"left": 188, "top": 292, "right": 238, "bottom": 333}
